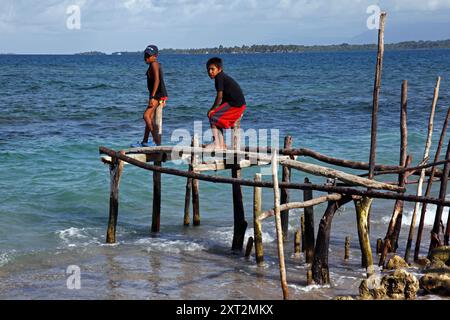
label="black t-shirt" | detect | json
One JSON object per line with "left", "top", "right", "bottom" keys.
{"left": 215, "top": 72, "right": 246, "bottom": 107}
{"left": 147, "top": 62, "right": 168, "bottom": 99}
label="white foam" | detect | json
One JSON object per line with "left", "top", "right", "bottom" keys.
{"left": 135, "top": 238, "right": 206, "bottom": 253}
{"left": 56, "top": 227, "right": 101, "bottom": 247}
{"left": 207, "top": 227, "right": 275, "bottom": 246}
{"left": 289, "top": 283, "right": 330, "bottom": 292}
{"left": 402, "top": 204, "right": 449, "bottom": 227}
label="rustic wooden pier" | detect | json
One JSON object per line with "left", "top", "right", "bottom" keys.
{"left": 99, "top": 12, "right": 450, "bottom": 299}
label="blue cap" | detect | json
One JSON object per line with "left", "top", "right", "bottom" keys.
{"left": 144, "top": 45, "right": 158, "bottom": 56}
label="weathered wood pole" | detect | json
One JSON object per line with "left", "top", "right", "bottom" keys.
{"left": 415, "top": 107, "right": 450, "bottom": 260}
{"left": 253, "top": 173, "right": 264, "bottom": 265}
{"left": 306, "top": 270, "right": 313, "bottom": 286}
{"left": 231, "top": 123, "right": 247, "bottom": 251}
{"left": 312, "top": 195, "right": 352, "bottom": 284}
{"left": 391, "top": 80, "right": 409, "bottom": 252}
{"left": 303, "top": 177, "right": 315, "bottom": 263}
{"left": 271, "top": 152, "right": 289, "bottom": 300}
{"left": 281, "top": 136, "right": 293, "bottom": 241}
{"left": 379, "top": 155, "right": 412, "bottom": 266}
{"left": 344, "top": 236, "right": 350, "bottom": 261}
{"left": 106, "top": 150, "right": 125, "bottom": 243}
{"left": 429, "top": 140, "right": 450, "bottom": 251}
{"left": 192, "top": 136, "right": 201, "bottom": 226}
{"left": 354, "top": 196, "right": 374, "bottom": 275}
{"left": 151, "top": 104, "right": 164, "bottom": 233}
{"left": 183, "top": 178, "right": 192, "bottom": 226}
{"left": 294, "top": 230, "right": 301, "bottom": 256}
{"left": 245, "top": 237, "right": 254, "bottom": 258}
{"left": 368, "top": 11, "right": 386, "bottom": 180}
{"left": 376, "top": 238, "right": 383, "bottom": 255}
{"left": 301, "top": 214, "right": 305, "bottom": 252}
{"left": 404, "top": 77, "right": 439, "bottom": 262}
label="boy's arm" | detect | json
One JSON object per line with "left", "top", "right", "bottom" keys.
{"left": 207, "top": 91, "right": 223, "bottom": 117}
{"left": 150, "top": 62, "right": 160, "bottom": 99}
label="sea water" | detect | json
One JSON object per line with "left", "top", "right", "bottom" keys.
{"left": 0, "top": 50, "right": 449, "bottom": 299}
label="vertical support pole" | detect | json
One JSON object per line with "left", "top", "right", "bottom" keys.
{"left": 376, "top": 238, "right": 383, "bottom": 255}
{"left": 301, "top": 214, "right": 305, "bottom": 252}
{"left": 151, "top": 103, "right": 163, "bottom": 233}
{"left": 415, "top": 107, "right": 450, "bottom": 261}
{"left": 106, "top": 150, "right": 125, "bottom": 243}
{"left": 354, "top": 196, "right": 374, "bottom": 276}
{"left": 245, "top": 237, "right": 254, "bottom": 258}
{"left": 280, "top": 135, "right": 292, "bottom": 241}
{"left": 294, "top": 230, "right": 301, "bottom": 257}
{"left": 183, "top": 178, "right": 192, "bottom": 226}
{"left": 429, "top": 140, "right": 450, "bottom": 251}
{"left": 192, "top": 135, "right": 200, "bottom": 226}
{"left": 405, "top": 76, "right": 439, "bottom": 262}
{"left": 253, "top": 173, "right": 264, "bottom": 265}
{"left": 304, "top": 177, "right": 315, "bottom": 263}
{"left": 231, "top": 122, "right": 247, "bottom": 251}
{"left": 271, "top": 152, "right": 289, "bottom": 300}
{"left": 344, "top": 236, "right": 350, "bottom": 261}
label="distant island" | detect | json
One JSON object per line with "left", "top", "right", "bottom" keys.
{"left": 75, "top": 51, "right": 108, "bottom": 56}
{"left": 78, "top": 39, "right": 450, "bottom": 56}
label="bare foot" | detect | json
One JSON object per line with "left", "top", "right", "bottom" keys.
{"left": 204, "top": 143, "right": 218, "bottom": 150}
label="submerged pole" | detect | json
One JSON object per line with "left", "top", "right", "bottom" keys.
{"left": 253, "top": 173, "right": 264, "bottom": 265}
{"left": 106, "top": 150, "right": 125, "bottom": 243}
{"left": 272, "top": 152, "right": 289, "bottom": 300}
{"left": 192, "top": 136, "right": 201, "bottom": 226}
{"left": 303, "top": 177, "right": 315, "bottom": 263}
{"left": 405, "top": 77, "right": 439, "bottom": 262}
{"left": 281, "top": 136, "right": 293, "bottom": 241}
{"left": 355, "top": 196, "right": 374, "bottom": 276}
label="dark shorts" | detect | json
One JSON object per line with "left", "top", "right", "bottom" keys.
{"left": 209, "top": 102, "right": 246, "bottom": 129}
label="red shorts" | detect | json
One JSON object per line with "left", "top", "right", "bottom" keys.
{"left": 209, "top": 103, "right": 246, "bottom": 129}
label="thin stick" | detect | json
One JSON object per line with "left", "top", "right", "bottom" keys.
{"left": 192, "top": 136, "right": 200, "bottom": 226}
{"left": 281, "top": 136, "right": 292, "bottom": 241}
{"left": 272, "top": 152, "right": 289, "bottom": 300}
{"left": 253, "top": 173, "right": 264, "bottom": 265}
{"left": 415, "top": 107, "right": 450, "bottom": 260}
{"left": 405, "top": 76, "right": 439, "bottom": 262}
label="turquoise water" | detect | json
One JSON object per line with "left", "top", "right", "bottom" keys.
{"left": 0, "top": 50, "right": 449, "bottom": 299}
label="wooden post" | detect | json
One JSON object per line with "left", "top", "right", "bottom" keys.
{"left": 429, "top": 140, "right": 450, "bottom": 251}
{"left": 379, "top": 155, "right": 412, "bottom": 266}
{"left": 183, "top": 178, "right": 192, "bottom": 226}
{"left": 245, "top": 237, "right": 254, "bottom": 258}
{"left": 391, "top": 80, "right": 409, "bottom": 252}
{"left": 368, "top": 11, "right": 386, "bottom": 180}
{"left": 106, "top": 150, "right": 125, "bottom": 243}
{"left": 151, "top": 162, "right": 162, "bottom": 233}
{"left": 312, "top": 195, "right": 352, "bottom": 284}
{"left": 271, "top": 152, "right": 289, "bottom": 300}
{"left": 376, "top": 238, "right": 383, "bottom": 255}
{"left": 253, "top": 173, "right": 264, "bottom": 265}
{"left": 415, "top": 107, "right": 450, "bottom": 261}
{"left": 405, "top": 77, "right": 439, "bottom": 262}
{"left": 301, "top": 214, "right": 305, "bottom": 252}
{"left": 294, "top": 230, "right": 301, "bottom": 256}
{"left": 304, "top": 177, "right": 315, "bottom": 263}
{"left": 192, "top": 136, "right": 200, "bottom": 226}
{"left": 344, "top": 236, "right": 350, "bottom": 261}
{"left": 306, "top": 270, "right": 313, "bottom": 285}
{"left": 231, "top": 123, "right": 247, "bottom": 251}
{"left": 354, "top": 196, "right": 374, "bottom": 276}
{"left": 281, "top": 136, "right": 293, "bottom": 241}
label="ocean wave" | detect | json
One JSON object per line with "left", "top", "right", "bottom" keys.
{"left": 78, "top": 83, "right": 116, "bottom": 90}
{"left": 56, "top": 227, "right": 101, "bottom": 247}
{"left": 135, "top": 238, "right": 205, "bottom": 254}
{"left": 0, "top": 250, "right": 16, "bottom": 267}
{"left": 207, "top": 227, "right": 275, "bottom": 247}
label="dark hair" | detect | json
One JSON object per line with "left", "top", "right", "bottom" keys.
{"left": 206, "top": 57, "right": 223, "bottom": 69}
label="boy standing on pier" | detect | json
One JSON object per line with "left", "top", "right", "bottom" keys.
{"left": 206, "top": 57, "right": 246, "bottom": 150}
{"left": 132, "top": 45, "right": 168, "bottom": 147}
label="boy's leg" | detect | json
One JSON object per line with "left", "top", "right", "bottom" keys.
{"left": 142, "top": 99, "right": 159, "bottom": 143}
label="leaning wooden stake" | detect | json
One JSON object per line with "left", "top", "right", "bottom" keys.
{"left": 404, "top": 77, "right": 439, "bottom": 262}
{"left": 253, "top": 173, "right": 264, "bottom": 265}
{"left": 304, "top": 177, "right": 315, "bottom": 263}
{"left": 354, "top": 196, "right": 374, "bottom": 276}
{"left": 245, "top": 237, "right": 254, "bottom": 258}
{"left": 106, "top": 150, "right": 125, "bottom": 243}
{"left": 231, "top": 123, "right": 247, "bottom": 251}
{"left": 415, "top": 107, "right": 450, "bottom": 260}
{"left": 192, "top": 136, "right": 200, "bottom": 226}
{"left": 272, "top": 152, "right": 289, "bottom": 300}
{"left": 429, "top": 140, "right": 450, "bottom": 251}
{"left": 280, "top": 136, "right": 293, "bottom": 241}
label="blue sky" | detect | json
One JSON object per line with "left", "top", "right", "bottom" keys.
{"left": 1, "top": 0, "right": 450, "bottom": 54}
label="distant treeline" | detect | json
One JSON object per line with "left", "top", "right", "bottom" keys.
{"left": 97, "top": 39, "right": 450, "bottom": 56}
